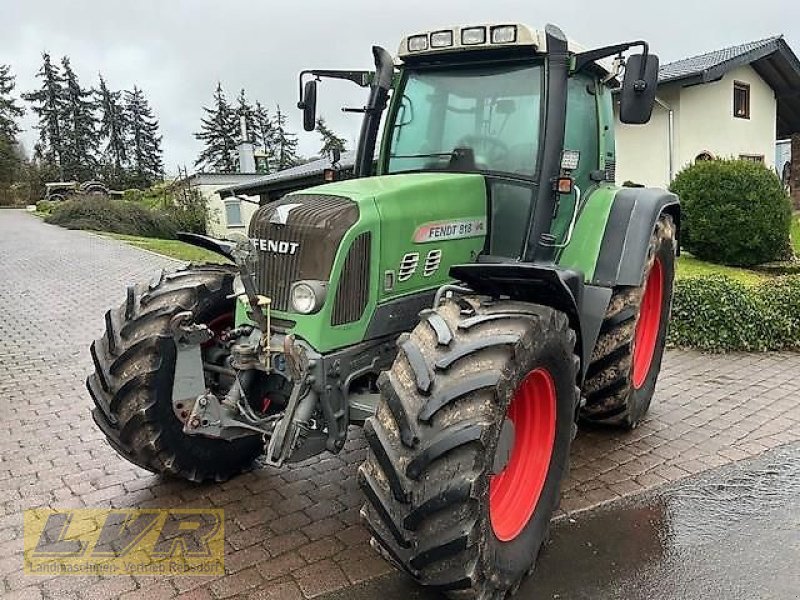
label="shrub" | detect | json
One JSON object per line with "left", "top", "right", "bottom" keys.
{"left": 163, "top": 187, "right": 208, "bottom": 234}
{"left": 668, "top": 274, "right": 800, "bottom": 352}
{"left": 45, "top": 195, "right": 178, "bottom": 239}
{"left": 670, "top": 159, "right": 791, "bottom": 267}
{"left": 36, "top": 199, "right": 55, "bottom": 214}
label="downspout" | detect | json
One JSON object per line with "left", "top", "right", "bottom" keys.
{"left": 655, "top": 97, "right": 675, "bottom": 184}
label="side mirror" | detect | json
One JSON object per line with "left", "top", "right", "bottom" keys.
{"left": 298, "top": 80, "right": 317, "bottom": 132}
{"left": 620, "top": 53, "right": 659, "bottom": 125}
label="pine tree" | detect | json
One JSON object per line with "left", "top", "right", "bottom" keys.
{"left": 95, "top": 75, "right": 128, "bottom": 184}
{"left": 0, "top": 64, "right": 25, "bottom": 189}
{"left": 194, "top": 83, "right": 238, "bottom": 172}
{"left": 0, "top": 65, "right": 24, "bottom": 141}
{"left": 22, "top": 53, "right": 65, "bottom": 177}
{"left": 272, "top": 105, "right": 299, "bottom": 171}
{"left": 315, "top": 116, "right": 347, "bottom": 159}
{"left": 125, "top": 86, "right": 163, "bottom": 187}
{"left": 60, "top": 57, "right": 98, "bottom": 181}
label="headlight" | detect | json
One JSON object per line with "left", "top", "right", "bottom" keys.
{"left": 290, "top": 281, "right": 327, "bottom": 314}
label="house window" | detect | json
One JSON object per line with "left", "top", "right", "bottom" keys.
{"left": 224, "top": 199, "right": 243, "bottom": 227}
{"left": 733, "top": 81, "right": 750, "bottom": 119}
{"left": 739, "top": 154, "right": 764, "bottom": 163}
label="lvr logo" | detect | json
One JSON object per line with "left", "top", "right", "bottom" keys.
{"left": 25, "top": 509, "right": 224, "bottom": 575}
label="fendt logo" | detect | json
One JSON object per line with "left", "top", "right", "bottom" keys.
{"left": 24, "top": 509, "right": 224, "bottom": 576}
{"left": 251, "top": 238, "right": 300, "bottom": 255}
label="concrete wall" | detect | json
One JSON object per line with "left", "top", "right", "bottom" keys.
{"left": 616, "top": 65, "right": 778, "bottom": 188}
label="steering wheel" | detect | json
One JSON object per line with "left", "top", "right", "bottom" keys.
{"left": 457, "top": 135, "right": 510, "bottom": 165}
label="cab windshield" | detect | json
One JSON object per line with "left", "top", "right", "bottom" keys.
{"left": 385, "top": 62, "right": 544, "bottom": 178}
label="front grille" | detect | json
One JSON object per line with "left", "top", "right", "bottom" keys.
{"left": 249, "top": 194, "right": 358, "bottom": 311}
{"left": 331, "top": 232, "right": 371, "bottom": 326}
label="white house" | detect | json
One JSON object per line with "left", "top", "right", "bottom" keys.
{"left": 181, "top": 172, "right": 263, "bottom": 237}
{"left": 616, "top": 36, "right": 800, "bottom": 192}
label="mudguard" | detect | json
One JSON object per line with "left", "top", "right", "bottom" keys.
{"left": 593, "top": 187, "right": 680, "bottom": 287}
{"left": 448, "top": 262, "right": 610, "bottom": 381}
{"left": 176, "top": 232, "right": 237, "bottom": 260}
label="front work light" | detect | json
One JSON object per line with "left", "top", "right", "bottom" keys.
{"left": 561, "top": 150, "right": 581, "bottom": 171}
{"left": 491, "top": 25, "right": 517, "bottom": 44}
{"left": 408, "top": 34, "right": 428, "bottom": 52}
{"left": 461, "top": 27, "right": 486, "bottom": 45}
{"left": 430, "top": 30, "right": 454, "bottom": 48}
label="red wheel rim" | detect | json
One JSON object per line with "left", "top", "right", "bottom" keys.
{"left": 632, "top": 258, "right": 664, "bottom": 389}
{"left": 489, "top": 368, "right": 557, "bottom": 542}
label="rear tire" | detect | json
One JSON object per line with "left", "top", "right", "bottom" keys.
{"left": 359, "top": 298, "right": 579, "bottom": 598}
{"left": 581, "top": 214, "right": 676, "bottom": 428}
{"left": 87, "top": 264, "right": 263, "bottom": 482}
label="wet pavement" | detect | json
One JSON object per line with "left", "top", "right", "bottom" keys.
{"left": 321, "top": 442, "right": 800, "bottom": 600}
{"left": 2, "top": 210, "right": 800, "bottom": 599}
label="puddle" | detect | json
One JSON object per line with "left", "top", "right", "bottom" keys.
{"left": 526, "top": 443, "right": 800, "bottom": 599}
{"left": 320, "top": 443, "right": 800, "bottom": 600}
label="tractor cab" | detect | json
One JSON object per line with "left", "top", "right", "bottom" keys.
{"left": 299, "top": 23, "right": 659, "bottom": 263}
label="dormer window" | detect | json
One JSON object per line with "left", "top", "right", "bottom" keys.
{"left": 733, "top": 81, "right": 750, "bottom": 119}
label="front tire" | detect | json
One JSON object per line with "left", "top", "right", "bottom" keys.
{"left": 359, "top": 298, "right": 579, "bottom": 598}
{"left": 87, "top": 264, "right": 263, "bottom": 482}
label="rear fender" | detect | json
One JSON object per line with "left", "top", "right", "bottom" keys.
{"left": 593, "top": 188, "right": 680, "bottom": 287}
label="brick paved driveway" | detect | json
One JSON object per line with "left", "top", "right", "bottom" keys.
{"left": 1, "top": 209, "right": 798, "bottom": 600}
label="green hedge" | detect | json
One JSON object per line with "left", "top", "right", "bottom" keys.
{"left": 670, "top": 159, "right": 792, "bottom": 267}
{"left": 45, "top": 196, "right": 179, "bottom": 239}
{"left": 669, "top": 275, "right": 800, "bottom": 352}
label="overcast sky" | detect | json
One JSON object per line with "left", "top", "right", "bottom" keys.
{"left": 3, "top": 0, "right": 798, "bottom": 175}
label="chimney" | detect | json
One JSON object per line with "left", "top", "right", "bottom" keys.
{"left": 237, "top": 115, "right": 256, "bottom": 174}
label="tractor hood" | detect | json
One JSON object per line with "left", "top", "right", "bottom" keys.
{"left": 296, "top": 172, "right": 489, "bottom": 299}
{"left": 245, "top": 172, "right": 488, "bottom": 353}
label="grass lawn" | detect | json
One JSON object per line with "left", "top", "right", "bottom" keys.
{"left": 96, "top": 232, "right": 229, "bottom": 264}
{"left": 99, "top": 216, "right": 800, "bottom": 285}
{"left": 675, "top": 255, "right": 765, "bottom": 284}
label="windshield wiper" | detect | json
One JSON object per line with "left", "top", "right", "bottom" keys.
{"left": 389, "top": 152, "right": 454, "bottom": 159}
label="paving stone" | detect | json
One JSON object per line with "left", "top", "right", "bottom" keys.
{"left": 1, "top": 210, "right": 799, "bottom": 599}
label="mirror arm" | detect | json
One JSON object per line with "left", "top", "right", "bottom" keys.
{"left": 573, "top": 40, "right": 650, "bottom": 75}
{"left": 297, "top": 69, "right": 371, "bottom": 108}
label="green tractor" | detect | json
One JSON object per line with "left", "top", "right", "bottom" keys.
{"left": 88, "top": 23, "right": 678, "bottom": 598}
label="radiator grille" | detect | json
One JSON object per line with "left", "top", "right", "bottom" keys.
{"left": 331, "top": 232, "right": 371, "bottom": 326}
{"left": 248, "top": 194, "right": 358, "bottom": 311}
